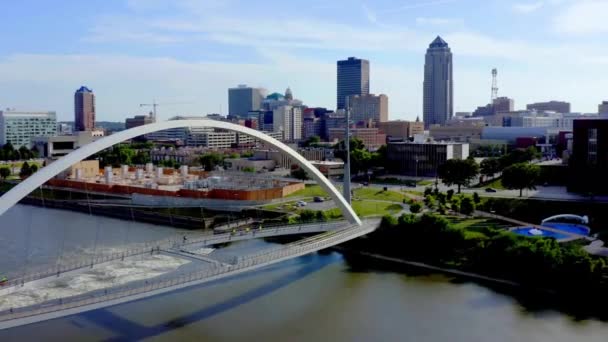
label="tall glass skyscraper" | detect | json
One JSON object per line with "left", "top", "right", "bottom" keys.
{"left": 337, "top": 57, "right": 369, "bottom": 110}
{"left": 423, "top": 36, "right": 453, "bottom": 129}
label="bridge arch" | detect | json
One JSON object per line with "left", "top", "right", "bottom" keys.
{"left": 0, "top": 119, "right": 361, "bottom": 225}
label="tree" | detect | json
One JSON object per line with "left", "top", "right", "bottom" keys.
{"left": 0, "top": 167, "right": 10, "bottom": 181}
{"left": 480, "top": 158, "right": 501, "bottom": 179}
{"left": 30, "top": 164, "right": 38, "bottom": 173}
{"left": 502, "top": 163, "right": 541, "bottom": 197}
{"left": 473, "top": 192, "right": 481, "bottom": 204}
{"left": 302, "top": 136, "right": 321, "bottom": 147}
{"left": 424, "top": 187, "right": 433, "bottom": 196}
{"left": 242, "top": 166, "right": 256, "bottom": 173}
{"left": 200, "top": 152, "right": 224, "bottom": 171}
{"left": 460, "top": 197, "right": 475, "bottom": 215}
{"left": 410, "top": 202, "right": 422, "bottom": 214}
{"left": 437, "top": 159, "right": 479, "bottom": 193}
{"left": 290, "top": 167, "right": 309, "bottom": 180}
{"left": 19, "top": 162, "right": 32, "bottom": 178}
{"left": 446, "top": 189, "right": 454, "bottom": 201}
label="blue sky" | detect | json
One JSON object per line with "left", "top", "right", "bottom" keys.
{"left": 1, "top": 0, "right": 607, "bottom": 121}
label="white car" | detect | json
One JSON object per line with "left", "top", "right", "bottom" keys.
{"left": 296, "top": 201, "right": 307, "bottom": 207}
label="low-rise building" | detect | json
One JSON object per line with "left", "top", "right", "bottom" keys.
{"left": 223, "top": 158, "right": 276, "bottom": 172}
{"left": 429, "top": 125, "right": 483, "bottom": 142}
{"left": 311, "top": 160, "right": 344, "bottom": 177}
{"left": 377, "top": 120, "right": 424, "bottom": 140}
{"left": 125, "top": 113, "right": 155, "bottom": 129}
{"left": 386, "top": 141, "right": 469, "bottom": 177}
{"left": 328, "top": 127, "right": 387, "bottom": 150}
{"left": 33, "top": 130, "right": 105, "bottom": 158}
{"left": 527, "top": 101, "right": 571, "bottom": 114}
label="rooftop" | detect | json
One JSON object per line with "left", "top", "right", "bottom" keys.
{"left": 76, "top": 86, "right": 93, "bottom": 93}
{"left": 429, "top": 36, "right": 449, "bottom": 48}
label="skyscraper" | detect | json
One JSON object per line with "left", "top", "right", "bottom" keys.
{"left": 74, "top": 86, "right": 96, "bottom": 132}
{"left": 337, "top": 57, "right": 370, "bottom": 110}
{"left": 346, "top": 94, "right": 389, "bottom": 124}
{"left": 423, "top": 36, "right": 453, "bottom": 128}
{"left": 228, "top": 85, "right": 266, "bottom": 117}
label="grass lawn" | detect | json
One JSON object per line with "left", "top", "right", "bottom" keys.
{"left": 477, "top": 178, "right": 505, "bottom": 190}
{"left": 353, "top": 188, "right": 405, "bottom": 203}
{"left": 287, "top": 185, "right": 329, "bottom": 198}
{"left": 351, "top": 200, "right": 403, "bottom": 217}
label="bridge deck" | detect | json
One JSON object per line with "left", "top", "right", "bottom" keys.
{"left": 0, "top": 219, "right": 379, "bottom": 330}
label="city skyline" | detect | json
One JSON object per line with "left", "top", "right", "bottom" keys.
{"left": 1, "top": 0, "right": 608, "bottom": 121}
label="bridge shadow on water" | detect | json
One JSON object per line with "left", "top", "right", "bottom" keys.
{"left": 67, "top": 252, "right": 342, "bottom": 341}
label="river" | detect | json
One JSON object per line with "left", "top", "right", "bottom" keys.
{"left": 0, "top": 205, "right": 608, "bottom": 341}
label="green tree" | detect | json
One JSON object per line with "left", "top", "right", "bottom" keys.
{"left": 0, "top": 167, "right": 10, "bottom": 181}
{"left": 502, "top": 163, "right": 541, "bottom": 197}
{"left": 437, "top": 159, "right": 479, "bottom": 193}
{"left": 19, "top": 162, "right": 32, "bottom": 178}
{"left": 200, "top": 152, "right": 224, "bottom": 171}
{"left": 302, "top": 136, "right": 321, "bottom": 147}
{"left": 30, "top": 164, "right": 38, "bottom": 173}
{"left": 424, "top": 187, "right": 433, "bottom": 196}
{"left": 480, "top": 158, "right": 501, "bottom": 179}
{"left": 242, "top": 166, "right": 256, "bottom": 173}
{"left": 315, "top": 210, "right": 327, "bottom": 221}
{"left": 410, "top": 202, "right": 422, "bottom": 213}
{"left": 473, "top": 192, "right": 481, "bottom": 204}
{"left": 290, "top": 167, "right": 309, "bottom": 180}
{"left": 446, "top": 189, "right": 454, "bottom": 201}
{"left": 460, "top": 197, "right": 475, "bottom": 215}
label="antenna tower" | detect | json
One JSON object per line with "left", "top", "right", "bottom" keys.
{"left": 491, "top": 68, "right": 498, "bottom": 102}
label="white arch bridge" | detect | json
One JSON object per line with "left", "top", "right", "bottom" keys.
{"left": 0, "top": 120, "right": 378, "bottom": 329}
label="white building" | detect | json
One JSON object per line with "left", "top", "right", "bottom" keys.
{"left": 0, "top": 110, "right": 57, "bottom": 147}
{"left": 272, "top": 105, "right": 302, "bottom": 142}
{"left": 33, "top": 130, "right": 104, "bottom": 158}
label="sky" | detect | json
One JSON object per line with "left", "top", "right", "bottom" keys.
{"left": 0, "top": 0, "right": 607, "bottom": 122}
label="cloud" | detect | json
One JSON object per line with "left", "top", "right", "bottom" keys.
{"left": 554, "top": 1, "right": 608, "bottom": 34}
{"left": 512, "top": 2, "right": 544, "bottom": 13}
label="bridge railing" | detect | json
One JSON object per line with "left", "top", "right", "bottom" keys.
{"left": 0, "top": 222, "right": 375, "bottom": 324}
{"left": 2, "top": 220, "right": 350, "bottom": 292}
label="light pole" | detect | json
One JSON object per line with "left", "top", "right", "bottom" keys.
{"left": 343, "top": 109, "right": 351, "bottom": 204}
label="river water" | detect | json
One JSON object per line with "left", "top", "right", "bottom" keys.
{"left": 0, "top": 205, "right": 608, "bottom": 341}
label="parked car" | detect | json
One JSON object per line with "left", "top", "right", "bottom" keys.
{"left": 485, "top": 188, "right": 497, "bottom": 193}
{"left": 313, "top": 196, "right": 324, "bottom": 203}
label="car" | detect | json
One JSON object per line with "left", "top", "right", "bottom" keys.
{"left": 296, "top": 200, "right": 307, "bottom": 207}
{"left": 313, "top": 196, "right": 324, "bottom": 203}
{"left": 362, "top": 182, "right": 369, "bottom": 186}
{"left": 485, "top": 188, "right": 497, "bottom": 193}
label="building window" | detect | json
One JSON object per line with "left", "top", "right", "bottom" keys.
{"left": 588, "top": 128, "right": 598, "bottom": 166}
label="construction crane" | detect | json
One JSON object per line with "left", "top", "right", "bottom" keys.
{"left": 139, "top": 100, "right": 189, "bottom": 122}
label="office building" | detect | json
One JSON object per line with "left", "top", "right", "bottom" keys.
{"left": 377, "top": 120, "right": 424, "bottom": 140}
{"left": 493, "top": 97, "right": 514, "bottom": 113}
{"left": 569, "top": 119, "right": 608, "bottom": 194}
{"left": 423, "top": 36, "right": 453, "bottom": 128}
{"left": 74, "top": 86, "right": 96, "bottom": 132}
{"left": 0, "top": 110, "right": 57, "bottom": 147}
{"left": 527, "top": 101, "right": 571, "bottom": 114}
{"left": 346, "top": 94, "right": 388, "bottom": 124}
{"left": 386, "top": 141, "right": 469, "bottom": 176}
{"left": 228, "top": 85, "right": 266, "bottom": 117}
{"left": 302, "top": 109, "right": 322, "bottom": 139}
{"left": 328, "top": 127, "right": 386, "bottom": 150}
{"left": 599, "top": 101, "right": 608, "bottom": 117}
{"left": 262, "top": 88, "right": 304, "bottom": 111}
{"left": 337, "top": 57, "right": 370, "bottom": 110}
{"left": 125, "top": 113, "right": 154, "bottom": 130}
{"left": 272, "top": 105, "right": 302, "bottom": 142}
